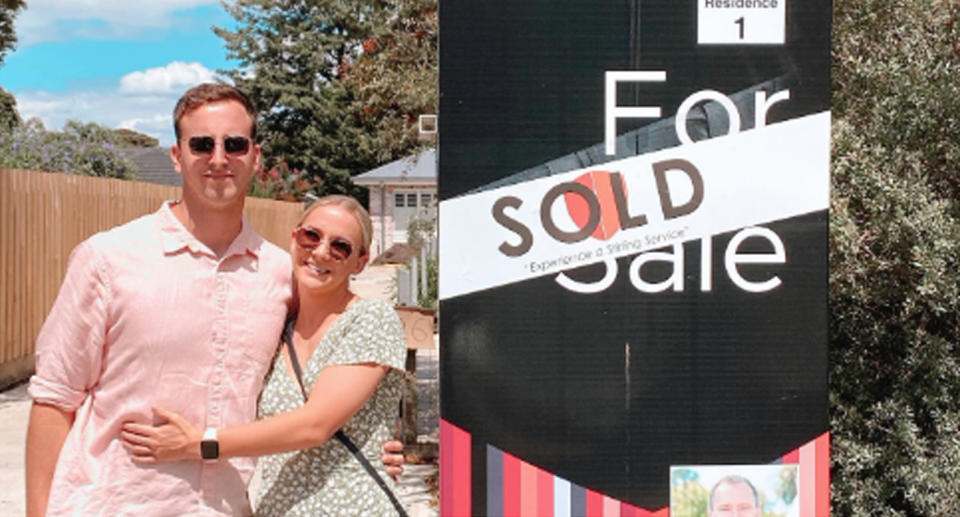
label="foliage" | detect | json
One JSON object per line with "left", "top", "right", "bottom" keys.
{"left": 340, "top": 0, "right": 438, "bottom": 167}
{"left": 830, "top": 0, "right": 960, "bottom": 514}
{"left": 215, "top": 0, "right": 379, "bottom": 200}
{"left": 0, "top": 0, "right": 24, "bottom": 67}
{"left": 670, "top": 469, "right": 708, "bottom": 517}
{"left": 0, "top": 118, "right": 137, "bottom": 179}
{"left": 405, "top": 204, "right": 437, "bottom": 308}
{"left": 112, "top": 128, "right": 159, "bottom": 148}
{"left": 248, "top": 161, "right": 323, "bottom": 201}
{"left": 405, "top": 203, "right": 436, "bottom": 252}
{"left": 0, "top": 0, "right": 22, "bottom": 129}
{"left": 0, "top": 85, "right": 19, "bottom": 132}
{"left": 416, "top": 255, "right": 437, "bottom": 309}
{"left": 215, "top": 0, "right": 437, "bottom": 202}
{"left": 775, "top": 467, "right": 797, "bottom": 506}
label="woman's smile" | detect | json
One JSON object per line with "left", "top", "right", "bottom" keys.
{"left": 303, "top": 260, "right": 333, "bottom": 277}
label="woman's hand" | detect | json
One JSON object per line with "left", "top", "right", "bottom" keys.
{"left": 382, "top": 439, "right": 405, "bottom": 479}
{"left": 120, "top": 407, "right": 203, "bottom": 464}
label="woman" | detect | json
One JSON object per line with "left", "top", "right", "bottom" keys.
{"left": 121, "top": 196, "right": 407, "bottom": 516}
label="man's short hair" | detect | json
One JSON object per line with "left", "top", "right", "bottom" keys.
{"left": 173, "top": 83, "right": 258, "bottom": 141}
{"left": 708, "top": 475, "right": 759, "bottom": 510}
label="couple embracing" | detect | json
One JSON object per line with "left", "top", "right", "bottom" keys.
{"left": 26, "top": 84, "right": 408, "bottom": 516}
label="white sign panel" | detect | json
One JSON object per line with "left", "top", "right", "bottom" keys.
{"left": 439, "top": 111, "right": 829, "bottom": 300}
{"left": 698, "top": 0, "right": 786, "bottom": 45}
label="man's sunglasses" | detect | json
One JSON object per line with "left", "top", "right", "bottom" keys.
{"left": 187, "top": 136, "right": 251, "bottom": 155}
{"left": 294, "top": 226, "right": 354, "bottom": 262}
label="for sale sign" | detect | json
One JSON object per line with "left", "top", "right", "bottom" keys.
{"left": 439, "top": 1, "right": 831, "bottom": 515}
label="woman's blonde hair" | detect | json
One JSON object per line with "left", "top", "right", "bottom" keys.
{"left": 298, "top": 195, "right": 373, "bottom": 257}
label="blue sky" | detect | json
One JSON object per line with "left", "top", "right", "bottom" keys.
{"left": 0, "top": 0, "right": 239, "bottom": 146}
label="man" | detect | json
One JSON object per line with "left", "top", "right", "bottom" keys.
{"left": 25, "top": 84, "right": 402, "bottom": 516}
{"left": 707, "top": 475, "right": 760, "bottom": 517}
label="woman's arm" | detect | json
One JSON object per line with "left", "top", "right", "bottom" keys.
{"left": 121, "top": 362, "right": 388, "bottom": 463}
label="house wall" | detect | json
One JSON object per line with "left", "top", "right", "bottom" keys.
{"left": 365, "top": 183, "right": 437, "bottom": 259}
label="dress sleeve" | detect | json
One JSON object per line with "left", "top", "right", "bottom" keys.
{"left": 327, "top": 300, "right": 406, "bottom": 371}
{"left": 28, "top": 239, "right": 110, "bottom": 412}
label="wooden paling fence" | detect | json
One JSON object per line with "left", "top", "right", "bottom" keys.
{"left": 0, "top": 168, "right": 304, "bottom": 389}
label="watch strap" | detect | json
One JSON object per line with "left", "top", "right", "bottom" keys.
{"left": 201, "top": 427, "right": 219, "bottom": 460}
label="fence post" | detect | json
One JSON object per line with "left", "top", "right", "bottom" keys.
{"left": 410, "top": 257, "right": 419, "bottom": 306}
{"left": 419, "top": 246, "right": 428, "bottom": 300}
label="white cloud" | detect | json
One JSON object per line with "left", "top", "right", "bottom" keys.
{"left": 16, "top": 89, "right": 179, "bottom": 146}
{"left": 119, "top": 62, "right": 216, "bottom": 94}
{"left": 15, "top": 0, "right": 220, "bottom": 45}
{"left": 12, "top": 60, "right": 235, "bottom": 146}
{"left": 11, "top": 60, "right": 234, "bottom": 146}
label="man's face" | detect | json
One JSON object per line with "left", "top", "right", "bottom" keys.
{"left": 170, "top": 100, "right": 260, "bottom": 210}
{"left": 709, "top": 481, "right": 759, "bottom": 517}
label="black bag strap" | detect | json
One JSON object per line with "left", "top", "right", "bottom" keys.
{"left": 282, "top": 322, "right": 409, "bottom": 517}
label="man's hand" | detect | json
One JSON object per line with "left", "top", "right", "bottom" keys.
{"left": 26, "top": 402, "right": 75, "bottom": 517}
{"left": 382, "top": 439, "right": 405, "bottom": 479}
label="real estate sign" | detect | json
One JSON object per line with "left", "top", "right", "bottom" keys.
{"left": 439, "top": 1, "right": 832, "bottom": 515}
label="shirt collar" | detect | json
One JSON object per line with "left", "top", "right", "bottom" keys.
{"left": 157, "top": 201, "right": 263, "bottom": 261}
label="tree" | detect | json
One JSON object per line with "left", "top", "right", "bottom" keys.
{"left": 0, "top": 86, "right": 19, "bottom": 132}
{"left": 670, "top": 469, "right": 708, "bottom": 517}
{"left": 0, "top": 0, "right": 23, "bottom": 130}
{"left": 112, "top": 128, "right": 159, "bottom": 148}
{"left": 830, "top": 0, "right": 960, "bottom": 514}
{"left": 340, "top": 0, "right": 437, "bottom": 167}
{"left": 248, "top": 161, "right": 320, "bottom": 201}
{"left": 215, "top": 0, "right": 437, "bottom": 201}
{"left": 0, "top": 0, "right": 24, "bottom": 67}
{"left": 0, "top": 118, "right": 137, "bottom": 179}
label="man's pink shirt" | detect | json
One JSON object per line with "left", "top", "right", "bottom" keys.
{"left": 29, "top": 202, "right": 292, "bottom": 516}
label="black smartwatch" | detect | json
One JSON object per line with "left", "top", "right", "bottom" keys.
{"left": 201, "top": 428, "right": 219, "bottom": 461}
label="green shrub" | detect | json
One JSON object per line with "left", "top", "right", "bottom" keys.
{"left": 830, "top": 0, "right": 960, "bottom": 514}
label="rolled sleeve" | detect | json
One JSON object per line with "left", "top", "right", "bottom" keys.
{"left": 29, "top": 240, "right": 110, "bottom": 411}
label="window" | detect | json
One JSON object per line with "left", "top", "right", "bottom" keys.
{"left": 421, "top": 193, "right": 434, "bottom": 206}
{"left": 407, "top": 193, "right": 418, "bottom": 207}
{"left": 395, "top": 193, "right": 405, "bottom": 207}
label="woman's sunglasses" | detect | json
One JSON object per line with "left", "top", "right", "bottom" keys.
{"left": 187, "top": 136, "right": 251, "bottom": 156}
{"left": 294, "top": 226, "right": 354, "bottom": 262}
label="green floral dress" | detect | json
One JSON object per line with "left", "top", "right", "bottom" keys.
{"left": 254, "top": 299, "right": 406, "bottom": 516}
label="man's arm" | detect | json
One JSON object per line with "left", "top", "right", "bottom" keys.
{"left": 25, "top": 402, "right": 74, "bottom": 517}
{"left": 25, "top": 240, "right": 108, "bottom": 516}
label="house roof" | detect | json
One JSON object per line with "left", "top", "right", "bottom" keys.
{"left": 120, "top": 147, "right": 181, "bottom": 187}
{"left": 353, "top": 148, "right": 436, "bottom": 186}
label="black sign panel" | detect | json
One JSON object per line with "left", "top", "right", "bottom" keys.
{"left": 439, "top": 1, "right": 831, "bottom": 515}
